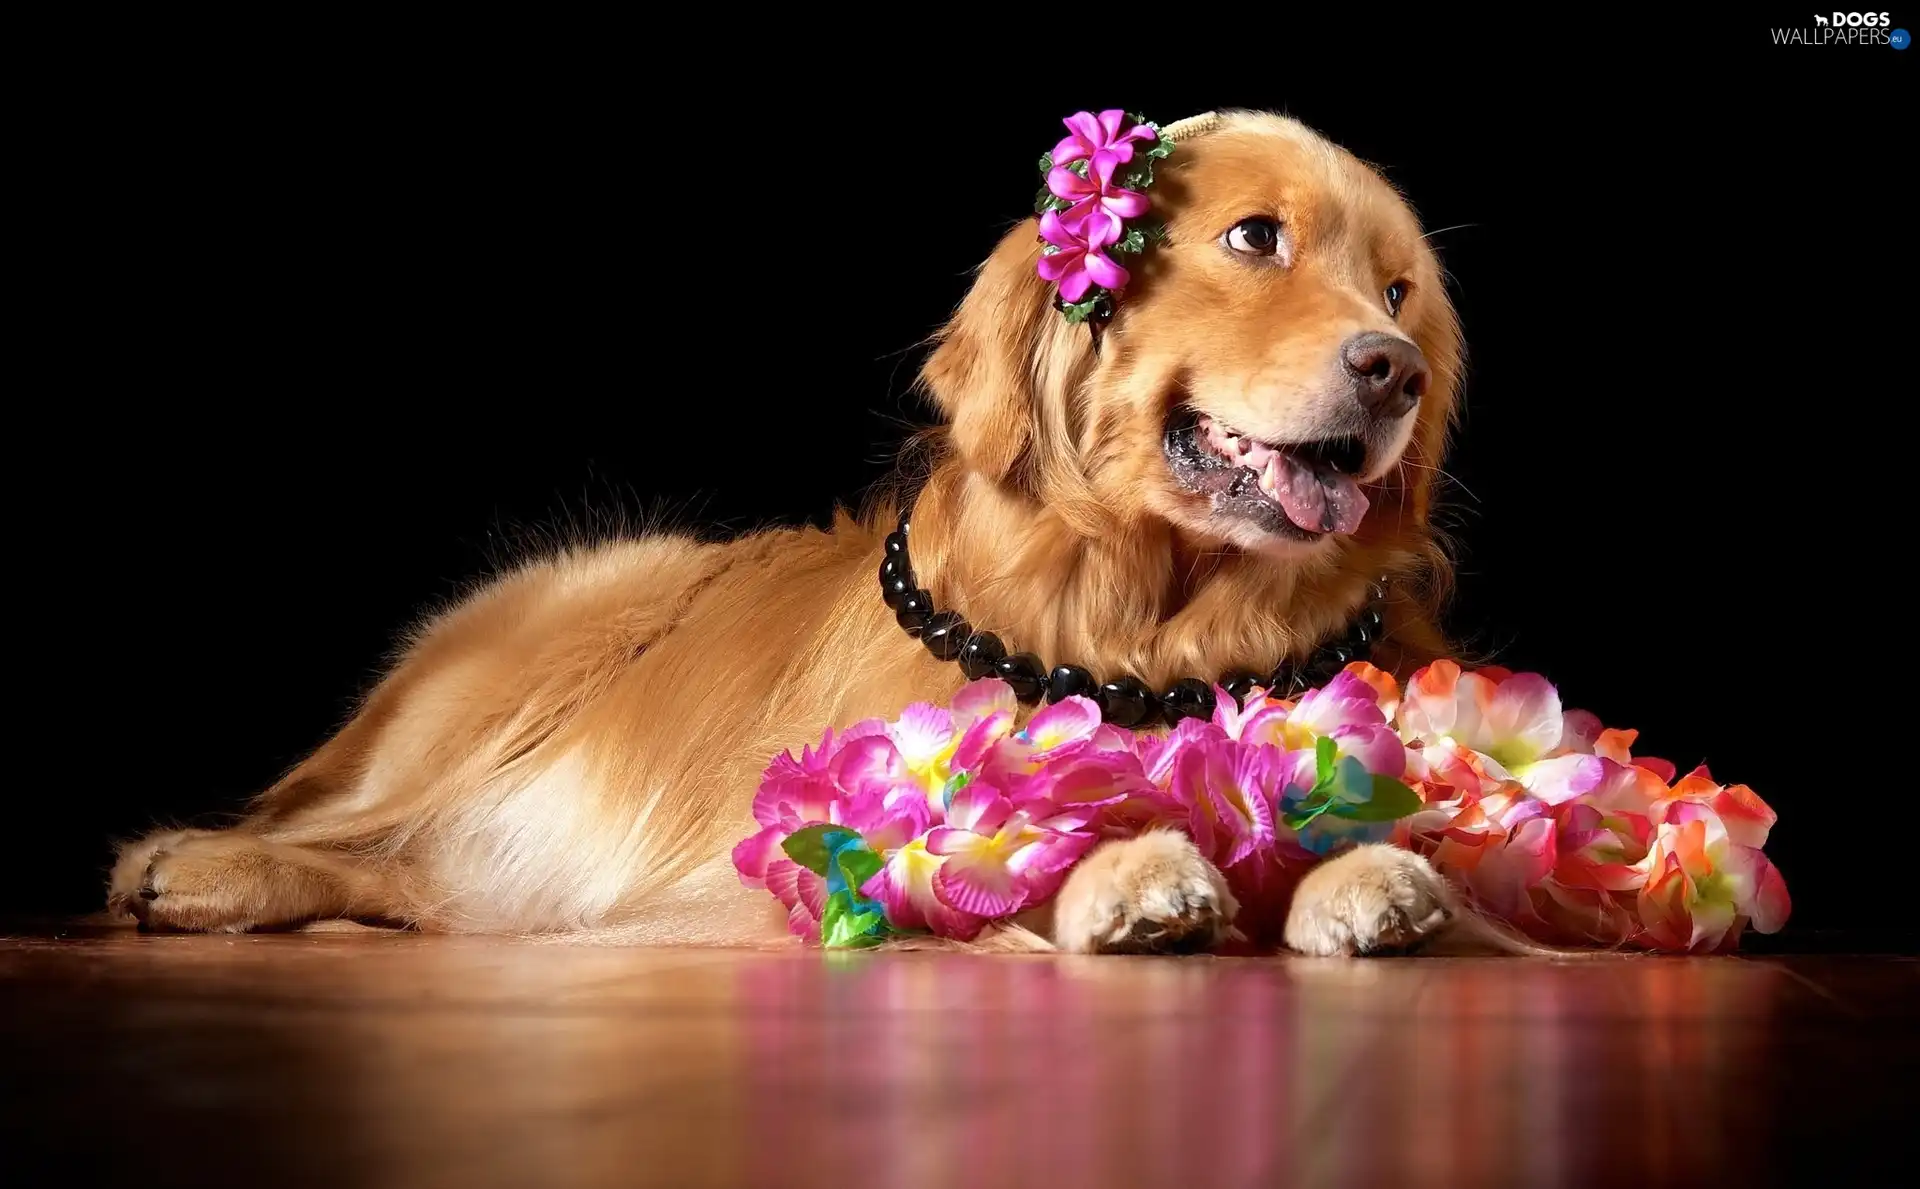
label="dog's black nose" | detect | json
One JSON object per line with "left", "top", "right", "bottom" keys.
{"left": 1341, "top": 332, "right": 1429, "bottom": 419}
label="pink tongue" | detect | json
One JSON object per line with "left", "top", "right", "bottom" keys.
{"left": 1264, "top": 453, "right": 1370, "bottom": 535}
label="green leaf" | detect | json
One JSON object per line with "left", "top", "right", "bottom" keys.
{"left": 780, "top": 824, "right": 839, "bottom": 877}
{"left": 1109, "top": 227, "right": 1147, "bottom": 255}
{"left": 942, "top": 770, "right": 971, "bottom": 813}
{"left": 1067, "top": 158, "right": 1090, "bottom": 179}
{"left": 820, "top": 889, "right": 887, "bottom": 949}
{"left": 1038, "top": 151, "right": 1054, "bottom": 175}
{"left": 1281, "top": 794, "right": 1338, "bottom": 833}
{"left": 1331, "top": 776, "right": 1425, "bottom": 823}
{"left": 1144, "top": 137, "right": 1174, "bottom": 161}
{"left": 1058, "top": 292, "right": 1106, "bottom": 324}
{"left": 835, "top": 843, "right": 884, "bottom": 899}
{"left": 1314, "top": 737, "right": 1338, "bottom": 788}
{"left": 1121, "top": 151, "right": 1166, "bottom": 191}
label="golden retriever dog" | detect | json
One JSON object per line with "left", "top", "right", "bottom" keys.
{"left": 108, "top": 110, "right": 1473, "bottom": 956}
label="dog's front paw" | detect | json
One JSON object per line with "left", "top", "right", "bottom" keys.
{"left": 1283, "top": 843, "right": 1453, "bottom": 956}
{"left": 107, "top": 828, "right": 213, "bottom": 921}
{"left": 1051, "top": 831, "right": 1240, "bottom": 954}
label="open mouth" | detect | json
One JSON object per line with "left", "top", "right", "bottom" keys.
{"left": 1162, "top": 408, "right": 1371, "bottom": 538}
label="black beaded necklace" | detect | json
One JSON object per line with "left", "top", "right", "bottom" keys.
{"left": 878, "top": 511, "right": 1390, "bottom": 728}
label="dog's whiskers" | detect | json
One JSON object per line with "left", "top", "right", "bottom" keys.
{"left": 1395, "top": 458, "right": 1480, "bottom": 503}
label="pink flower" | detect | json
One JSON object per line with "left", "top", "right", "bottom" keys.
{"left": 1525, "top": 761, "right": 1661, "bottom": 942}
{"left": 975, "top": 693, "right": 1127, "bottom": 786}
{"left": 1223, "top": 670, "right": 1412, "bottom": 784}
{"left": 1051, "top": 109, "right": 1159, "bottom": 172}
{"left": 1212, "top": 684, "right": 1279, "bottom": 741}
{"left": 1170, "top": 739, "right": 1280, "bottom": 869}
{"left": 1654, "top": 766, "right": 1778, "bottom": 848}
{"left": 1047, "top": 153, "right": 1152, "bottom": 243}
{"left": 731, "top": 720, "right": 925, "bottom": 941}
{"left": 855, "top": 679, "right": 1019, "bottom": 812}
{"left": 1009, "top": 751, "right": 1145, "bottom": 834}
{"left": 1023, "top": 696, "right": 1109, "bottom": 759}
{"left": 863, "top": 837, "right": 986, "bottom": 940}
{"left": 748, "top": 721, "right": 883, "bottom": 833}
{"left": 1036, "top": 209, "right": 1129, "bottom": 303}
{"left": 1553, "top": 800, "right": 1654, "bottom": 893}
{"left": 733, "top": 724, "right": 868, "bottom": 898}
{"left": 1399, "top": 661, "right": 1603, "bottom": 804}
{"left": 1557, "top": 711, "right": 1679, "bottom": 783}
{"left": 1341, "top": 662, "right": 1404, "bottom": 721}
{"left": 763, "top": 859, "right": 826, "bottom": 941}
{"left": 1637, "top": 803, "right": 1791, "bottom": 952}
{"left": 1259, "top": 671, "right": 1391, "bottom": 744}
{"left": 925, "top": 779, "right": 1093, "bottom": 917}
{"left": 1139, "top": 716, "right": 1223, "bottom": 782}
{"left": 1466, "top": 815, "right": 1559, "bottom": 924}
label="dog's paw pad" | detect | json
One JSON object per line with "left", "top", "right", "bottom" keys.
{"left": 1284, "top": 844, "right": 1453, "bottom": 957}
{"left": 1054, "top": 832, "right": 1240, "bottom": 955}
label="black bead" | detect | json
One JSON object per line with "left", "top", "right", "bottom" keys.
{"left": 897, "top": 514, "right": 911, "bottom": 538}
{"left": 878, "top": 556, "right": 915, "bottom": 609}
{"left": 1097, "top": 676, "right": 1156, "bottom": 727}
{"left": 921, "top": 611, "right": 972, "bottom": 661}
{"left": 1367, "top": 581, "right": 1387, "bottom": 604}
{"left": 1221, "top": 670, "right": 1263, "bottom": 707}
{"left": 882, "top": 573, "right": 915, "bottom": 610}
{"left": 895, "top": 589, "right": 936, "bottom": 636}
{"left": 957, "top": 631, "right": 1007, "bottom": 680}
{"left": 1268, "top": 660, "right": 1306, "bottom": 698}
{"left": 1358, "top": 606, "right": 1384, "bottom": 637}
{"left": 1161, "top": 677, "right": 1216, "bottom": 722}
{"left": 1346, "top": 623, "right": 1374, "bottom": 658}
{"left": 1046, "top": 664, "right": 1096, "bottom": 704}
{"left": 1304, "top": 644, "right": 1352, "bottom": 687}
{"left": 884, "top": 531, "right": 907, "bottom": 558}
{"left": 995, "top": 652, "right": 1047, "bottom": 703}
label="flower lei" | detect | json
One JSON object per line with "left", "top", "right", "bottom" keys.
{"left": 731, "top": 660, "right": 1791, "bottom": 953}
{"left": 1034, "top": 110, "right": 1175, "bottom": 324}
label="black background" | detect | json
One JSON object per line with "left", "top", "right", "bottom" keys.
{"left": 16, "top": 22, "right": 1911, "bottom": 944}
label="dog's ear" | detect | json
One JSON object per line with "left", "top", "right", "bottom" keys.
{"left": 920, "top": 217, "right": 1095, "bottom": 488}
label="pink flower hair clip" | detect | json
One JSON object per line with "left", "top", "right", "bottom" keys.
{"left": 1034, "top": 110, "right": 1175, "bottom": 325}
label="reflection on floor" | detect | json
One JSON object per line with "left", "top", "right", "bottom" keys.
{"left": 2, "top": 923, "right": 1911, "bottom": 1188}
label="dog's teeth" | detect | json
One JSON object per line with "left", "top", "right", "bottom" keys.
{"left": 1258, "top": 456, "right": 1281, "bottom": 497}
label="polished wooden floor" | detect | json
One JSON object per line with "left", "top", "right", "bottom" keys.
{"left": 1, "top": 922, "right": 1911, "bottom": 1188}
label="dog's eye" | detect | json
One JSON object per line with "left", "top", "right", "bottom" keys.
{"left": 1385, "top": 281, "right": 1407, "bottom": 318}
{"left": 1225, "top": 217, "right": 1281, "bottom": 256}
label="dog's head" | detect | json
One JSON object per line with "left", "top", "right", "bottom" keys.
{"left": 921, "top": 110, "right": 1461, "bottom": 573}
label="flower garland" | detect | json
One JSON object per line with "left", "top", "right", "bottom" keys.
{"left": 731, "top": 660, "right": 1791, "bottom": 953}
{"left": 1034, "top": 110, "right": 1175, "bottom": 324}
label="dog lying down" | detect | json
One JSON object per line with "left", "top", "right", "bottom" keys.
{"left": 111, "top": 110, "right": 1547, "bottom": 956}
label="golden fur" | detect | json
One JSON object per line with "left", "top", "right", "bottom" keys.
{"left": 109, "top": 111, "right": 1485, "bottom": 955}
